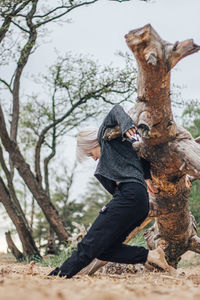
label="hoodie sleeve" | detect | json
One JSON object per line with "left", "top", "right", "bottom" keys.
{"left": 101, "top": 104, "right": 136, "bottom": 137}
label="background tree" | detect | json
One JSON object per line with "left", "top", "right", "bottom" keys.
{"left": 79, "top": 179, "right": 111, "bottom": 226}
{"left": 17, "top": 51, "right": 136, "bottom": 251}
{"left": 32, "top": 174, "right": 111, "bottom": 252}
{"left": 0, "top": 0, "right": 141, "bottom": 257}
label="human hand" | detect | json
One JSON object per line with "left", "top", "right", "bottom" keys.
{"left": 145, "top": 179, "right": 158, "bottom": 195}
{"left": 125, "top": 127, "right": 137, "bottom": 139}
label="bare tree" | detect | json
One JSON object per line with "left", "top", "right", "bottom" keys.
{"left": 19, "top": 52, "right": 136, "bottom": 251}
{"left": 0, "top": 0, "right": 140, "bottom": 247}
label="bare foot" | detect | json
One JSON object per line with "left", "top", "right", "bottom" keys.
{"left": 146, "top": 247, "right": 170, "bottom": 271}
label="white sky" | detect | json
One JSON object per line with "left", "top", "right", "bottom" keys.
{"left": 28, "top": 0, "right": 200, "bottom": 100}
{"left": 0, "top": 0, "right": 200, "bottom": 252}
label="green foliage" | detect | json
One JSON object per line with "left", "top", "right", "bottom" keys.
{"left": 19, "top": 52, "right": 137, "bottom": 148}
{"left": 42, "top": 250, "right": 68, "bottom": 267}
{"left": 32, "top": 176, "right": 111, "bottom": 247}
{"left": 182, "top": 99, "right": 200, "bottom": 138}
{"left": 178, "top": 253, "right": 200, "bottom": 269}
{"left": 182, "top": 100, "right": 200, "bottom": 233}
{"left": 128, "top": 229, "right": 146, "bottom": 248}
{"left": 189, "top": 181, "right": 200, "bottom": 233}
{"left": 79, "top": 179, "right": 111, "bottom": 226}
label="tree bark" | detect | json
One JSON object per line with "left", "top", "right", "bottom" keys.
{"left": 0, "top": 1, "right": 31, "bottom": 43}
{"left": 0, "top": 146, "right": 30, "bottom": 230}
{"left": 0, "top": 145, "right": 41, "bottom": 259}
{"left": 5, "top": 231, "right": 25, "bottom": 262}
{"left": 0, "top": 177, "right": 41, "bottom": 259}
{"left": 30, "top": 196, "right": 35, "bottom": 232}
{"left": 103, "top": 24, "right": 200, "bottom": 268}
{"left": 9, "top": 1, "right": 38, "bottom": 177}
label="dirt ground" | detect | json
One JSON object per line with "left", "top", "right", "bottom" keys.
{"left": 0, "top": 252, "right": 200, "bottom": 300}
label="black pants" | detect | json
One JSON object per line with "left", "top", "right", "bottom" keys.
{"left": 58, "top": 182, "right": 149, "bottom": 278}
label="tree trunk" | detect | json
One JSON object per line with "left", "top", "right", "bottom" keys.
{"left": 104, "top": 24, "right": 200, "bottom": 268}
{"left": 46, "top": 227, "right": 57, "bottom": 255}
{"left": 30, "top": 196, "right": 35, "bottom": 232}
{"left": 0, "top": 177, "right": 41, "bottom": 259}
{"left": 5, "top": 231, "right": 25, "bottom": 262}
{"left": 44, "top": 91, "right": 57, "bottom": 254}
{"left": 0, "top": 105, "right": 69, "bottom": 243}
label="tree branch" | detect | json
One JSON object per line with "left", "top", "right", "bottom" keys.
{"left": 35, "top": 69, "right": 59, "bottom": 184}
{"left": 63, "top": 161, "right": 77, "bottom": 220}
{"left": 169, "top": 136, "right": 200, "bottom": 178}
{"left": 0, "top": 78, "right": 13, "bottom": 93}
{"left": 33, "top": 5, "right": 71, "bottom": 18}
{"left": 9, "top": 1, "right": 38, "bottom": 178}
{"left": 10, "top": 19, "right": 30, "bottom": 33}
{"left": 35, "top": 0, "right": 98, "bottom": 28}
{"left": 169, "top": 40, "right": 200, "bottom": 70}
{"left": 10, "top": 0, "right": 38, "bottom": 143}
{"left": 35, "top": 96, "right": 87, "bottom": 182}
{"left": 0, "top": 0, "right": 31, "bottom": 43}
{"left": 43, "top": 87, "right": 57, "bottom": 197}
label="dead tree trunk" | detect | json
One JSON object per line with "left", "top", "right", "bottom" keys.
{"left": 103, "top": 24, "right": 200, "bottom": 268}
{"left": 5, "top": 231, "right": 25, "bottom": 262}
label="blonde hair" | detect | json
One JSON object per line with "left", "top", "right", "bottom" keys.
{"left": 76, "top": 128, "right": 99, "bottom": 163}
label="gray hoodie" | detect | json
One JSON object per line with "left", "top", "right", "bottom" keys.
{"left": 94, "top": 105, "right": 151, "bottom": 194}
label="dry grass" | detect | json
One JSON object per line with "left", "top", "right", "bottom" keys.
{"left": 0, "top": 251, "right": 200, "bottom": 300}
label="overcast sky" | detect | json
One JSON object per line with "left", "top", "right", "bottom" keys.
{"left": 28, "top": 0, "right": 200, "bottom": 101}
{"left": 0, "top": 0, "right": 200, "bottom": 252}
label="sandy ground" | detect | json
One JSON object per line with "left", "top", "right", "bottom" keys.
{"left": 0, "top": 252, "right": 200, "bottom": 300}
